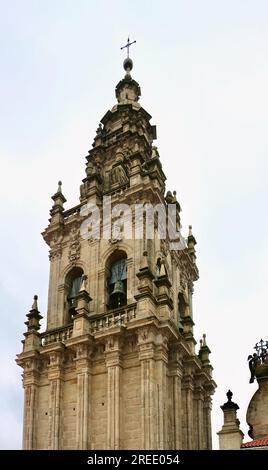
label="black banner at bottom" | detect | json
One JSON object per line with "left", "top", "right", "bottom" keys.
{"left": 0, "top": 450, "right": 267, "bottom": 465}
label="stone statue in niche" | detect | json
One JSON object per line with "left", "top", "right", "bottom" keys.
{"left": 111, "top": 163, "right": 128, "bottom": 186}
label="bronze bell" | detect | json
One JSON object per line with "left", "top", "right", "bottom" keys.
{"left": 110, "top": 280, "right": 126, "bottom": 308}
{"left": 110, "top": 280, "right": 126, "bottom": 297}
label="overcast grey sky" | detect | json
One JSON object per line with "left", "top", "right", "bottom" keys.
{"left": 1, "top": 0, "right": 268, "bottom": 449}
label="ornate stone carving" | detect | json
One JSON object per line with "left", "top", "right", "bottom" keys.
{"left": 140, "top": 328, "right": 149, "bottom": 343}
{"left": 109, "top": 220, "right": 123, "bottom": 243}
{"left": 75, "top": 343, "right": 92, "bottom": 361}
{"left": 68, "top": 226, "right": 81, "bottom": 262}
{"left": 49, "top": 247, "right": 62, "bottom": 261}
{"left": 48, "top": 233, "right": 63, "bottom": 260}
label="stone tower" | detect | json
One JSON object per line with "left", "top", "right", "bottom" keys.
{"left": 17, "top": 52, "right": 216, "bottom": 450}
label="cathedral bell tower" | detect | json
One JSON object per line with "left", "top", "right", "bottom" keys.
{"left": 17, "top": 45, "right": 216, "bottom": 450}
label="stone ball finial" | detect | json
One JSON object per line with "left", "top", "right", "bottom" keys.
{"left": 123, "top": 57, "right": 133, "bottom": 73}
{"left": 227, "top": 390, "right": 233, "bottom": 402}
{"left": 57, "top": 181, "right": 62, "bottom": 193}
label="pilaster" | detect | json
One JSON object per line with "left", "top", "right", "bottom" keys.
{"left": 21, "top": 354, "right": 40, "bottom": 449}
{"left": 181, "top": 363, "right": 195, "bottom": 449}
{"left": 137, "top": 327, "right": 157, "bottom": 449}
{"left": 204, "top": 394, "right": 213, "bottom": 450}
{"left": 154, "top": 333, "right": 169, "bottom": 449}
{"left": 74, "top": 340, "right": 93, "bottom": 449}
{"left": 47, "top": 251, "right": 62, "bottom": 329}
{"left": 193, "top": 375, "right": 205, "bottom": 449}
{"left": 45, "top": 346, "right": 64, "bottom": 450}
{"left": 105, "top": 334, "right": 124, "bottom": 450}
{"left": 168, "top": 344, "right": 184, "bottom": 449}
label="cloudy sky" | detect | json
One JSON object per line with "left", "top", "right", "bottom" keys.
{"left": 1, "top": 0, "right": 268, "bottom": 449}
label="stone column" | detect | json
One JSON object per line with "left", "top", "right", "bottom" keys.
{"left": 155, "top": 334, "right": 168, "bottom": 449}
{"left": 193, "top": 378, "right": 204, "bottom": 449}
{"left": 23, "top": 385, "right": 36, "bottom": 449}
{"left": 74, "top": 341, "right": 93, "bottom": 449}
{"left": 138, "top": 327, "right": 157, "bottom": 449}
{"left": 47, "top": 250, "right": 62, "bottom": 329}
{"left": 169, "top": 346, "right": 183, "bottom": 449}
{"left": 204, "top": 395, "right": 213, "bottom": 450}
{"left": 47, "top": 348, "right": 64, "bottom": 450}
{"left": 141, "top": 358, "right": 155, "bottom": 448}
{"left": 22, "top": 356, "right": 39, "bottom": 449}
{"left": 105, "top": 334, "right": 123, "bottom": 450}
{"left": 181, "top": 366, "right": 194, "bottom": 449}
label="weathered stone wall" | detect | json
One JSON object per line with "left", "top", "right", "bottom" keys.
{"left": 91, "top": 370, "right": 107, "bottom": 449}
{"left": 122, "top": 365, "right": 141, "bottom": 449}
{"left": 61, "top": 378, "right": 77, "bottom": 449}
{"left": 36, "top": 383, "right": 49, "bottom": 449}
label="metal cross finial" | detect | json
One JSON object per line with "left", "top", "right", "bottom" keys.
{"left": 254, "top": 338, "right": 268, "bottom": 361}
{"left": 121, "top": 37, "right": 136, "bottom": 58}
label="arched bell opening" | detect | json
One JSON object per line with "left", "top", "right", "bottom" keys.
{"left": 65, "top": 267, "right": 84, "bottom": 320}
{"left": 106, "top": 250, "right": 127, "bottom": 310}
